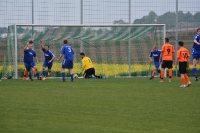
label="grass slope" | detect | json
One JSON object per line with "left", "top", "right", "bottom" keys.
{"left": 0, "top": 78, "right": 200, "bottom": 133}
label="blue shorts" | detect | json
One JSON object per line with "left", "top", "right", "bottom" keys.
{"left": 192, "top": 53, "right": 200, "bottom": 60}
{"left": 154, "top": 62, "right": 160, "bottom": 69}
{"left": 24, "top": 62, "right": 36, "bottom": 71}
{"left": 62, "top": 59, "right": 73, "bottom": 69}
{"left": 43, "top": 61, "right": 53, "bottom": 69}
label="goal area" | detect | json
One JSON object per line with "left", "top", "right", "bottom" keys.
{"left": 2, "top": 24, "right": 165, "bottom": 79}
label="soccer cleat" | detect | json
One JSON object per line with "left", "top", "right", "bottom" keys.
{"left": 159, "top": 80, "right": 163, "bottom": 82}
{"left": 179, "top": 85, "right": 186, "bottom": 87}
{"left": 195, "top": 77, "right": 198, "bottom": 81}
{"left": 23, "top": 77, "right": 28, "bottom": 80}
{"left": 48, "top": 71, "right": 51, "bottom": 76}
{"left": 168, "top": 78, "right": 172, "bottom": 82}
{"left": 39, "top": 76, "right": 42, "bottom": 80}
{"left": 185, "top": 82, "right": 191, "bottom": 87}
{"left": 42, "top": 77, "right": 46, "bottom": 81}
{"left": 149, "top": 76, "right": 154, "bottom": 80}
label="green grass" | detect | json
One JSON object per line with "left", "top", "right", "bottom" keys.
{"left": 0, "top": 78, "right": 200, "bottom": 133}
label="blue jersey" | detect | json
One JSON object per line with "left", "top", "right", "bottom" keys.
{"left": 149, "top": 49, "right": 161, "bottom": 62}
{"left": 24, "top": 49, "right": 36, "bottom": 63}
{"left": 61, "top": 44, "right": 74, "bottom": 60}
{"left": 42, "top": 48, "right": 55, "bottom": 61}
{"left": 192, "top": 34, "right": 200, "bottom": 54}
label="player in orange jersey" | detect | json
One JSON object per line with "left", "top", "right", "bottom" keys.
{"left": 175, "top": 41, "right": 191, "bottom": 87}
{"left": 159, "top": 38, "right": 175, "bottom": 82}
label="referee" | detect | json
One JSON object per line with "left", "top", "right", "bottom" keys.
{"left": 80, "top": 53, "right": 100, "bottom": 78}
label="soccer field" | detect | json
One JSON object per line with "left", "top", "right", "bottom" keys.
{"left": 0, "top": 78, "right": 200, "bottom": 133}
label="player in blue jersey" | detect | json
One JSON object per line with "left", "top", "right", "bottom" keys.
{"left": 23, "top": 40, "right": 40, "bottom": 81}
{"left": 39, "top": 40, "right": 56, "bottom": 80}
{"left": 149, "top": 46, "right": 161, "bottom": 80}
{"left": 58, "top": 40, "right": 74, "bottom": 82}
{"left": 192, "top": 28, "right": 200, "bottom": 81}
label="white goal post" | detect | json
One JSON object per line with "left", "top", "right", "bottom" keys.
{"left": 12, "top": 24, "right": 166, "bottom": 79}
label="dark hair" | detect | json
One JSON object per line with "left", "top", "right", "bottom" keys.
{"left": 165, "top": 38, "right": 169, "bottom": 42}
{"left": 45, "top": 45, "right": 49, "bottom": 48}
{"left": 197, "top": 28, "right": 200, "bottom": 32}
{"left": 29, "top": 40, "right": 34, "bottom": 44}
{"left": 63, "top": 40, "right": 68, "bottom": 44}
{"left": 178, "top": 41, "right": 184, "bottom": 46}
{"left": 80, "top": 53, "right": 85, "bottom": 56}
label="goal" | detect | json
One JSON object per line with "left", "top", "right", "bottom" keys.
{"left": 2, "top": 24, "right": 166, "bottom": 79}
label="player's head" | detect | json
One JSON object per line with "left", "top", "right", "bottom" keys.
{"left": 197, "top": 28, "right": 200, "bottom": 35}
{"left": 28, "top": 40, "right": 34, "bottom": 49}
{"left": 165, "top": 38, "right": 169, "bottom": 43}
{"left": 152, "top": 45, "right": 157, "bottom": 52}
{"left": 63, "top": 40, "right": 68, "bottom": 44}
{"left": 44, "top": 45, "right": 49, "bottom": 51}
{"left": 80, "top": 53, "right": 85, "bottom": 59}
{"left": 178, "top": 41, "right": 184, "bottom": 47}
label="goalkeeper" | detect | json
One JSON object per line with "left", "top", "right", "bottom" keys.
{"left": 80, "top": 53, "right": 102, "bottom": 78}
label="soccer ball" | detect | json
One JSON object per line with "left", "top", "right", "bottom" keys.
{"left": 73, "top": 74, "right": 78, "bottom": 78}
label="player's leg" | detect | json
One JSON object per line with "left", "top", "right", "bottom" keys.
{"left": 150, "top": 68, "right": 157, "bottom": 80}
{"left": 180, "top": 74, "right": 186, "bottom": 87}
{"left": 167, "top": 61, "right": 173, "bottom": 82}
{"left": 42, "top": 61, "right": 47, "bottom": 80}
{"left": 182, "top": 62, "right": 191, "bottom": 87}
{"left": 83, "top": 69, "right": 90, "bottom": 78}
{"left": 179, "top": 62, "right": 186, "bottom": 87}
{"left": 25, "top": 63, "right": 33, "bottom": 81}
{"left": 23, "top": 68, "right": 28, "bottom": 80}
{"left": 192, "top": 54, "right": 198, "bottom": 81}
{"left": 67, "top": 60, "right": 74, "bottom": 82}
{"left": 150, "top": 62, "right": 159, "bottom": 80}
{"left": 61, "top": 59, "right": 66, "bottom": 82}
{"left": 160, "top": 61, "right": 166, "bottom": 82}
{"left": 32, "top": 62, "right": 40, "bottom": 80}
{"left": 48, "top": 62, "right": 53, "bottom": 76}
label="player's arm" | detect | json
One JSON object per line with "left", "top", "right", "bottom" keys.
{"left": 34, "top": 56, "right": 39, "bottom": 64}
{"left": 24, "top": 42, "right": 29, "bottom": 51}
{"left": 57, "top": 46, "right": 64, "bottom": 61}
{"left": 40, "top": 40, "right": 45, "bottom": 49}
{"left": 159, "top": 52, "right": 163, "bottom": 63}
{"left": 49, "top": 52, "right": 56, "bottom": 63}
{"left": 187, "top": 51, "right": 190, "bottom": 68}
{"left": 82, "top": 59, "right": 86, "bottom": 73}
{"left": 175, "top": 50, "right": 180, "bottom": 69}
{"left": 194, "top": 38, "right": 200, "bottom": 45}
{"left": 149, "top": 52, "right": 153, "bottom": 62}
{"left": 57, "top": 54, "right": 63, "bottom": 61}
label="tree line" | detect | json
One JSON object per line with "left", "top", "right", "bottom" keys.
{"left": 113, "top": 11, "right": 200, "bottom": 28}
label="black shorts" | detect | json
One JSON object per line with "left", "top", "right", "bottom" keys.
{"left": 179, "top": 62, "right": 187, "bottom": 74}
{"left": 161, "top": 60, "right": 173, "bottom": 69}
{"left": 84, "top": 68, "right": 95, "bottom": 78}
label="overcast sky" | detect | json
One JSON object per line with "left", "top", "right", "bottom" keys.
{"left": 0, "top": 0, "right": 199, "bottom": 27}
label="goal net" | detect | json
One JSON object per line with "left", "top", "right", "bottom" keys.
{"left": 2, "top": 24, "right": 165, "bottom": 79}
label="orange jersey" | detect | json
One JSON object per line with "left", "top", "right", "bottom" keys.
{"left": 161, "top": 43, "right": 175, "bottom": 61}
{"left": 177, "top": 47, "right": 190, "bottom": 62}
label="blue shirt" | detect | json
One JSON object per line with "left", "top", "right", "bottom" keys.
{"left": 149, "top": 49, "right": 161, "bottom": 62}
{"left": 192, "top": 34, "right": 200, "bottom": 54}
{"left": 42, "top": 48, "right": 55, "bottom": 62}
{"left": 24, "top": 49, "right": 36, "bottom": 63}
{"left": 61, "top": 44, "right": 74, "bottom": 60}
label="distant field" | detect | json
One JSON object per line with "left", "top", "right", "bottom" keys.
{"left": 0, "top": 78, "right": 200, "bottom": 133}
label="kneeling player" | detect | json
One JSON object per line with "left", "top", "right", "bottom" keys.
{"left": 80, "top": 53, "right": 102, "bottom": 78}
{"left": 40, "top": 40, "right": 56, "bottom": 80}
{"left": 176, "top": 41, "right": 191, "bottom": 87}
{"left": 149, "top": 46, "right": 161, "bottom": 79}
{"left": 24, "top": 41, "right": 40, "bottom": 81}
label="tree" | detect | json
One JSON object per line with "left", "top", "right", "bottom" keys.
{"left": 193, "top": 12, "right": 200, "bottom": 22}
{"left": 0, "top": 27, "right": 7, "bottom": 34}
{"left": 113, "top": 19, "right": 128, "bottom": 24}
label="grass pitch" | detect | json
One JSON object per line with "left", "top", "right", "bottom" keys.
{"left": 0, "top": 77, "right": 200, "bottom": 133}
